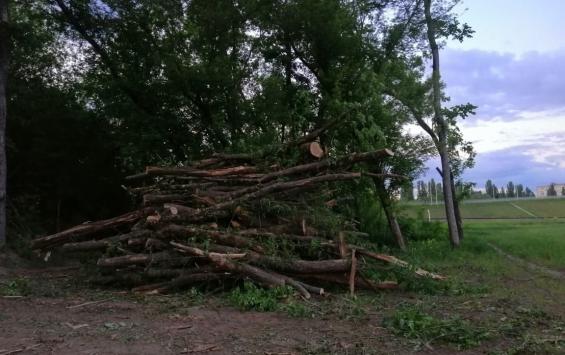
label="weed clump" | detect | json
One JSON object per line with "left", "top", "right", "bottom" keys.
{"left": 0, "top": 277, "right": 31, "bottom": 296}
{"left": 384, "top": 304, "right": 490, "bottom": 349}
{"left": 228, "top": 282, "right": 294, "bottom": 312}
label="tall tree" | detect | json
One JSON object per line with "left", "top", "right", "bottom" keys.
{"left": 516, "top": 184, "right": 524, "bottom": 198}
{"left": 485, "top": 179, "right": 494, "bottom": 198}
{"left": 401, "top": 181, "right": 415, "bottom": 201}
{"left": 429, "top": 178, "right": 436, "bottom": 202}
{"left": 506, "top": 181, "right": 515, "bottom": 198}
{"left": 0, "top": 0, "right": 7, "bottom": 248}
{"left": 547, "top": 183, "right": 557, "bottom": 196}
{"left": 423, "top": 0, "right": 460, "bottom": 247}
{"left": 417, "top": 180, "right": 428, "bottom": 200}
{"left": 436, "top": 182, "right": 443, "bottom": 200}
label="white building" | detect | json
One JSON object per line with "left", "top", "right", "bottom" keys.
{"left": 536, "top": 183, "right": 565, "bottom": 197}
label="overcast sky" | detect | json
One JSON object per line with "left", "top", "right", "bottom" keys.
{"left": 422, "top": 0, "right": 565, "bottom": 190}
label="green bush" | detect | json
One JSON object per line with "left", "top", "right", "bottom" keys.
{"left": 228, "top": 282, "right": 293, "bottom": 312}
{"left": 399, "top": 215, "right": 446, "bottom": 242}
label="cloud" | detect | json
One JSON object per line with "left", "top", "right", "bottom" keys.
{"left": 423, "top": 146, "right": 565, "bottom": 189}
{"left": 411, "top": 48, "right": 565, "bottom": 189}
{"left": 459, "top": 111, "right": 565, "bottom": 153}
{"left": 462, "top": 147, "right": 565, "bottom": 188}
{"left": 441, "top": 49, "right": 565, "bottom": 118}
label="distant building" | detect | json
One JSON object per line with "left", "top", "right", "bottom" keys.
{"left": 536, "top": 183, "right": 565, "bottom": 197}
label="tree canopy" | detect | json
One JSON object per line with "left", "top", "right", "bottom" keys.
{"left": 5, "top": 0, "right": 475, "bottom": 249}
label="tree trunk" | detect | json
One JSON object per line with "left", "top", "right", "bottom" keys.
{"left": 439, "top": 150, "right": 460, "bottom": 247}
{"left": 0, "top": 0, "right": 7, "bottom": 248}
{"left": 374, "top": 178, "right": 406, "bottom": 250}
{"left": 435, "top": 167, "right": 464, "bottom": 240}
{"left": 450, "top": 172, "right": 464, "bottom": 240}
{"left": 383, "top": 204, "right": 406, "bottom": 250}
{"left": 424, "top": 0, "right": 460, "bottom": 247}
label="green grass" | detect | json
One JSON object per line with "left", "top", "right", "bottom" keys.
{"left": 401, "top": 220, "right": 565, "bottom": 315}
{"left": 466, "top": 220, "right": 565, "bottom": 269}
{"left": 403, "top": 220, "right": 565, "bottom": 270}
{"left": 384, "top": 304, "right": 491, "bottom": 349}
{"left": 401, "top": 197, "right": 565, "bottom": 219}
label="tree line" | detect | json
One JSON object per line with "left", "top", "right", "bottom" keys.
{"left": 400, "top": 179, "right": 538, "bottom": 202}
{"left": 484, "top": 180, "right": 534, "bottom": 199}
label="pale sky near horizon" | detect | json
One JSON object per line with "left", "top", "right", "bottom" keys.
{"left": 422, "top": 0, "right": 565, "bottom": 190}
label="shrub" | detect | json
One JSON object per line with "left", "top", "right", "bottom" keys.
{"left": 228, "top": 282, "right": 293, "bottom": 312}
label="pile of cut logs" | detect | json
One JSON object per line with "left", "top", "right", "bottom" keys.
{"left": 31, "top": 141, "right": 443, "bottom": 297}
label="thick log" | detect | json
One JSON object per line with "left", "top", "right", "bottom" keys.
{"left": 170, "top": 242, "right": 312, "bottom": 298}
{"left": 145, "top": 165, "right": 258, "bottom": 178}
{"left": 62, "top": 236, "right": 123, "bottom": 252}
{"left": 201, "top": 176, "right": 260, "bottom": 185}
{"left": 300, "top": 142, "right": 324, "bottom": 159}
{"left": 139, "top": 273, "right": 228, "bottom": 294}
{"left": 249, "top": 256, "right": 351, "bottom": 274}
{"left": 97, "top": 252, "right": 201, "bottom": 269}
{"left": 96, "top": 266, "right": 221, "bottom": 286}
{"left": 192, "top": 153, "right": 258, "bottom": 169}
{"left": 144, "top": 238, "right": 168, "bottom": 250}
{"left": 160, "top": 209, "right": 231, "bottom": 224}
{"left": 145, "top": 265, "right": 218, "bottom": 279}
{"left": 209, "top": 172, "right": 362, "bottom": 213}
{"left": 31, "top": 208, "right": 154, "bottom": 250}
{"left": 349, "top": 250, "right": 357, "bottom": 296}
{"left": 259, "top": 149, "right": 394, "bottom": 183}
{"left": 171, "top": 241, "right": 247, "bottom": 260}
{"left": 97, "top": 252, "right": 171, "bottom": 268}
{"left": 298, "top": 273, "right": 398, "bottom": 290}
{"left": 163, "top": 203, "right": 197, "bottom": 217}
{"left": 143, "top": 193, "right": 216, "bottom": 206}
{"left": 356, "top": 250, "right": 446, "bottom": 280}
{"left": 124, "top": 172, "right": 149, "bottom": 181}
{"left": 160, "top": 225, "right": 264, "bottom": 253}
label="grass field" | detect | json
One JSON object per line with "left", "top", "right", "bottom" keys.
{"left": 402, "top": 197, "right": 565, "bottom": 219}
{"left": 402, "top": 219, "right": 565, "bottom": 316}
{"left": 405, "top": 219, "right": 565, "bottom": 268}
{"left": 465, "top": 220, "right": 565, "bottom": 269}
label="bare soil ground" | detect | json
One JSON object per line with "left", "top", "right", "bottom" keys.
{"left": 0, "top": 265, "right": 413, "bottom": 355}
{"left": 1, "top": 261, "right": 564, "bottom": 355}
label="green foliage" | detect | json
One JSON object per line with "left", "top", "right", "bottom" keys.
{"left": 390, "top": 264, "right": 488, "bottom": 296}
{"left": 280, "top": 301, "right": 315, "bottom": 318}
{"left": 398, "top": 215, "right": 446, "bottom": 242}
{"left": 355, "top": 192, "right": 390, "bottom": 245}
{"left": 227, "top": 282, "right": 316, "bottom": 318}
{"left": 6, "top": 0, "right": 475, "bottom": 248}
{"left": 0, "top": 277, "right": 31, "bottom": 296}
{"left": 228, "top": 282, "right": 294, "bottom": 312}
{"left": 385, "top": 305, "right": 490, "bottom": 349}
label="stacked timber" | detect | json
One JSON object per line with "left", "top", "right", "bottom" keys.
{"left": 31, "top": 142, "right": 443, "bottom": 296}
